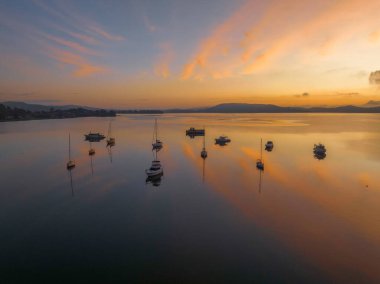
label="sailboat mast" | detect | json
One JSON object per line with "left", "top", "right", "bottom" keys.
{"left": 203, "top": 127, "right": 206, "bottom": 148}
{"left": 69, "top": 133, "right": 71, "bottom": 160}
{"left": 260, "top": 138, "right": 262, "bottom": 160}
{"left": 155, "top": 118, "right": 158, "bottom": 142}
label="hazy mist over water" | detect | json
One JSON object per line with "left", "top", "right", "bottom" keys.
{"left": 1, "top": 114, "right": 380, "bottom": 283}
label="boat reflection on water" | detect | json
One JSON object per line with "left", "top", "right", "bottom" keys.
{"left": 314, "top": 152, "right": 327, "bottom": 160}
{"left": 90, "top": 154, "right": 95, "bottom": 175}
{"left": 107, "top": 145, "right": 114, "bottom": 163}
{"left": 146, "top": 172, "right": 163, "bottom": 187}
{"left": 258, "top": 169, "right": 263, "bottom": 194}
{"left": 68, "top": 169, "right": 75, "bottom": 197}
{"left": 84, "top": 132, "right": 105, "bottom": 142}
{"left": 313, "top": 143, "right": 327, "bottom": 160}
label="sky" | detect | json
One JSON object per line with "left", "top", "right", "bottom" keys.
{"left": 0, "top": 0, "right": 380, "bottom": 108}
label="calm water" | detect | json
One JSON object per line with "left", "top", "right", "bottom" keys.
{"left": 1, "top": 114, "right": 380, "bottom": 283}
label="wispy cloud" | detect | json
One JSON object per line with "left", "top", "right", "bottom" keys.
{"left": 50, "top": 48, "right": 106, "bottom": 77}
{"left": 182, "top": 0, "right": 380, "bottom": 80}
{"left": 87, "top": 24, "right": 125, "bottom": 41}
{"left": 34, "top": 0, "right": 126, "bottom": 42}
{"left": 143, "top": 14, "right": 158, "bottom": 33}
{"left": 41, "top": 33, "right": 98, "bottom": 55}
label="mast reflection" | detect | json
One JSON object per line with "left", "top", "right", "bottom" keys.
{"left": 146, "top": 172, "right": 163, "bottom": 187}
{"left": 68, "top": 169, "right": 75, "bottom": 197}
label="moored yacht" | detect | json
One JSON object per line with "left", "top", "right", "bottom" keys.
{"left": 265, "top": 141, "right": 274, "bottom": 151}
{"left": 152, "top": 118, "right": 163, "bottom": 150}
{"left": 66, "top": 133, "right": 76, "bottom": 170}
{"left": 85, "top": 132, "right": 105, "bottom": 141}
{"left": 256, "top": 138, "right": 264, "bottom": 171}
{"left": 215, "top": 135, "right": 231, "bottom": 145}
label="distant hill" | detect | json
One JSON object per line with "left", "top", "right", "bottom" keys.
{"left": 362, "top": 100, "right": 380, "bottom": 108}
{"left": 164, "top": 103, "right": 380, "bottom": 113}
{"left": 1, "top": 101, "right": 98, "bottom": 112}
{"left": 199, "top": 103, "right": 303, "bottom": 113}
{"left": 0, "top": 102, "right": 115, "bottom": 122}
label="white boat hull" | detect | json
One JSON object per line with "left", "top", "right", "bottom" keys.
{"left": 146, "top": 167, "right": 163, "bottom": 177}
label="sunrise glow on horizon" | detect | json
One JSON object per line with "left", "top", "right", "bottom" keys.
{"left": 1, "top": 0, "right": 380, "bottom": 108}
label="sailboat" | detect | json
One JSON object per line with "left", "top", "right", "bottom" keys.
{"left": 146, "top": 150, "right": 163, "bottom": 177}
{"left": 106, "top": 120, "right": 115, "bottom": 146}
{"left": 89, "top": 141, "right": 95, "bottom": 156}
{"left": 66, "top": 133, "right": 75, "bottom": 170}
{"left": 152, "top": 118, "right": 163, "bottom": 150}
{"left": 201, "top": 127, "right": 207, "bottom": 158}
{"left": 256, "top": 138, "right": 264, "bottom": 171}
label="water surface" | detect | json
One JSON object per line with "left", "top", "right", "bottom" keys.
{"left": 1, "top": 114, "right": 380, "bottom": 283}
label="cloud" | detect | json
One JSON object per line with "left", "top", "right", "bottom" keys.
{"left": 42, "top": 33, "right": 98, "bottom": 55}
{"left": 87, "top": 24, "right": 125, "bottom": 41}
{"left": 181, "top": 0, "right": 380, "bottom": 80}
{"left": 368, "top": 31, "right": 380, "bottom": 43}
{"left": 143, "top": 14, "right": 157, "bottom": 33}
{"left": 294, "top": 92, "right": 310, "bottom": 98}
{"left": 50, "top": 49, "right": 106, "bottom": 77}
{"left": 154, "top": 43, "right": 174, "bottom": 78}
{"left": 369, "top": 71, "right": 380, "bottom": 85}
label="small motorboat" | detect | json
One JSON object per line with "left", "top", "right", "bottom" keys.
{"left": 265, "top": 141, "right": 274, "bottom": 151}
{"left": 215, "top": 135, "right": 231, "bottom": 145}
{"left": 85, "top": 132, "right": 105, "bottom": 141}
{"left": 186, "top": 127, "right": 205, "bottom": 138}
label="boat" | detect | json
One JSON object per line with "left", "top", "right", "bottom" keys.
{"left": 146, "top": 151, "right": 163, "bottom": 177}
{"left": 106, "top": 121, "right": 115, "bottom": 146}
{"left": 215, "top": 135, "right": 231, "bottom": 145}
{"left": 265, "top": 141, "right": 274, "bottom": 151}
{"left": 201, "top": 128, "right": 207, "bottom": 158}
{"left": 66, "top": 133, "right": 76, "bottom": 170}
{"left": 313, "top": 143, "right": 326, "bottom": 155}
{"left": 186, "top": 127, "right": 205, "bottom": 138}
{"left": 256, "top": 138, "right": 264, "bottom": 171}
{"left": 84, "top": 132, "right": 105, "bottom": 141}
{"left": 89, "top": 141, "right": 95, "bottom": 156}
{"left": 152, "top": 118, "right": 163, "bottom": 150}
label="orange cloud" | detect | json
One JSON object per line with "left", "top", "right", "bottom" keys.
{"left": 181, "top": 0, "right": 256, "bottom": 80}
{"left": 50, "top": 48, "right": 105, "bottom": 77}
{"left": 182, "top": 0, "right": 380, "bottom": 79}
